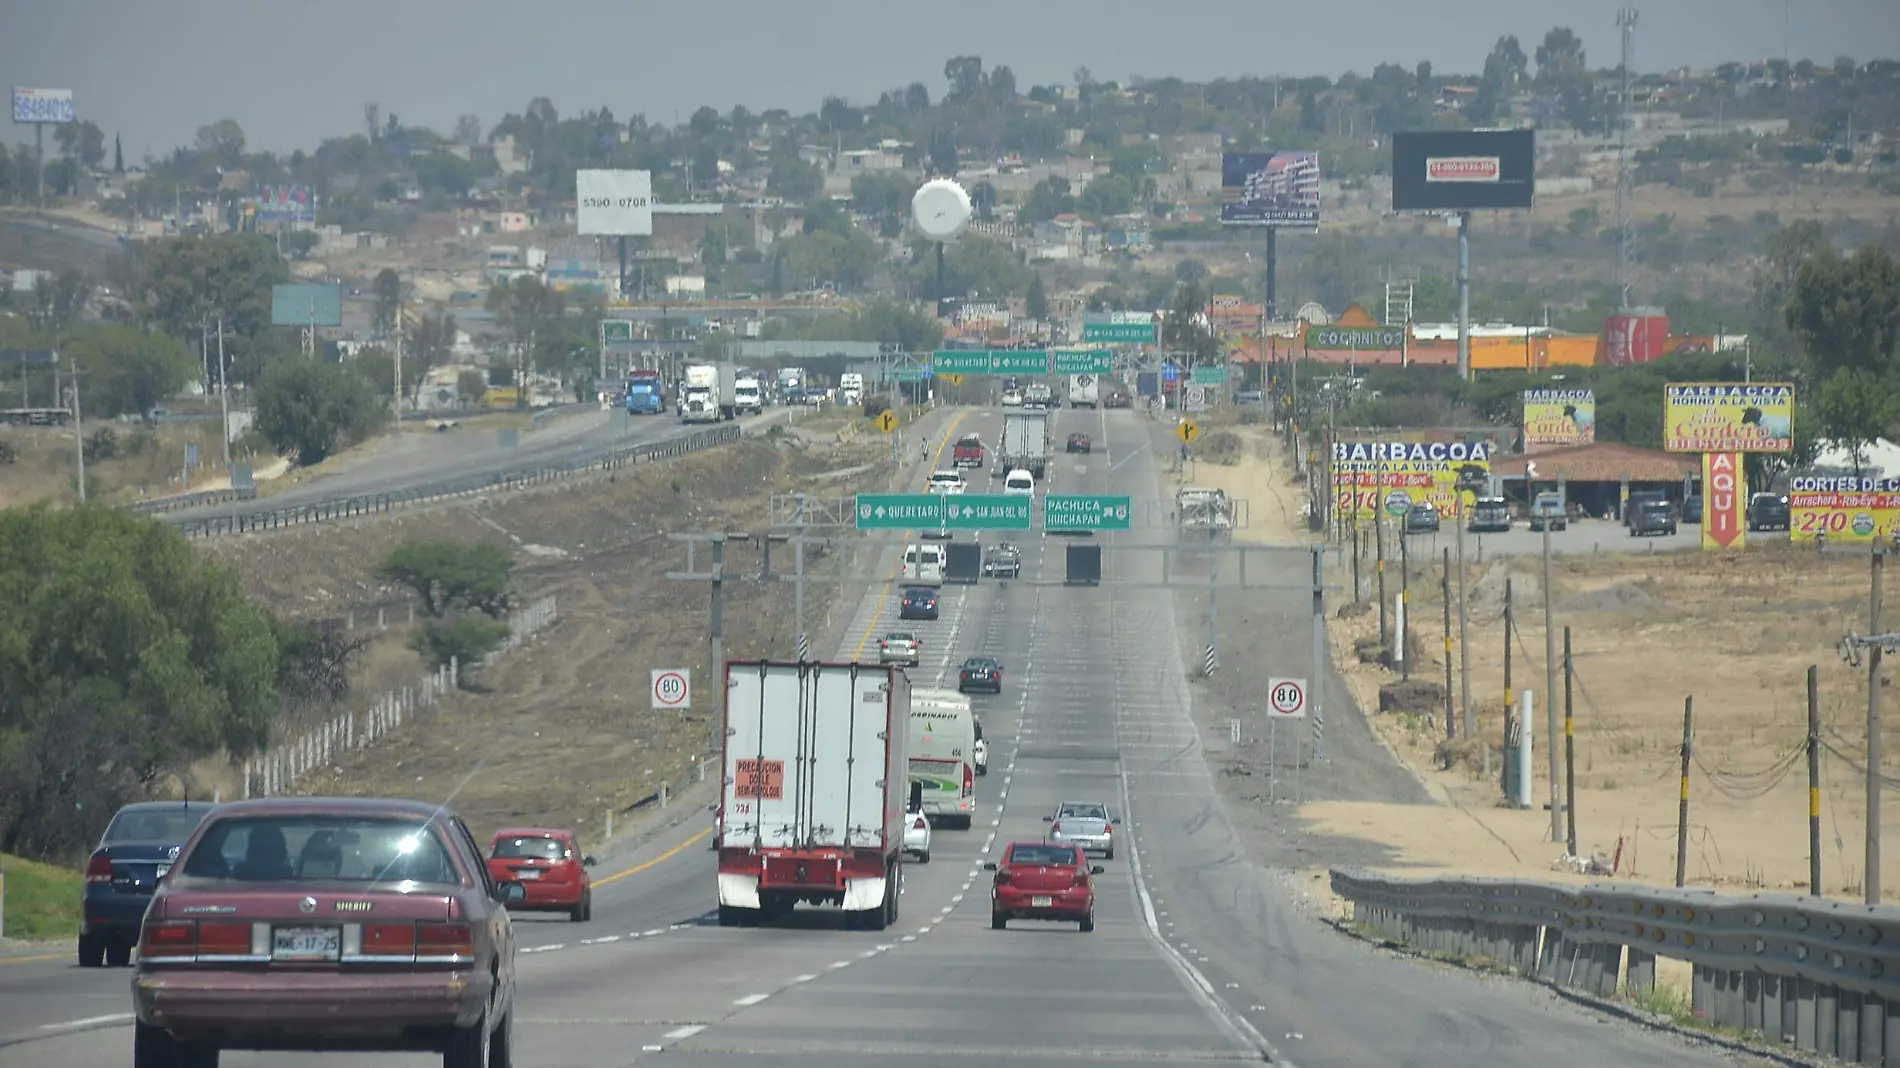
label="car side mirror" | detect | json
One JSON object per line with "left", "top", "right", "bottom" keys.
{"left": 1091, "top": 866, "right": 1105, "bottom": 875}
{"left": 1042, "top": 815, "right": 1054, "bottom": 822}
{"left": 582, "top": 855, "right": 598, "bottom": 867}
{"left": 708, "top": 803, "right": 719, "bottom": 812}
{"left": 982, "top": 862, "right": 998, "bottom": 871}
{"left": 498, "top": 880, "right": 527, "bottom": 904}
{"left": 1110, "top": 818, "right": 1121, "bottom": 825}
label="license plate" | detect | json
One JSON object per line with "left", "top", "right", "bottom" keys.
{"left": 155, "top": 864, "right": 170, "bottom": 880}
{"left": 516, "top": 869, "right": 541, "bottom": 880}
{"left": 1031, "top": 895, "right": 1054, "bottom": 908}
{"left": 271, "top": 926, "right": 340, "bottom": 962}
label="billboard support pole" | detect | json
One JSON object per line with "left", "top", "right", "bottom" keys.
{"left": 1265, "top": 229, "right": 1278, "bottom": 321}
{"left": 618, "top": 236, "right": 629, "bottom": 304}
{"left": 34, "top": 124, "right": 44, "bottom": 208}
{"left": 1456, "top": 211, "right": 1472, "bottom": 382}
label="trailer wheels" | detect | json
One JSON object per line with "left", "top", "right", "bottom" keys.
{"left": 717, "top": 905, "right": 759, "bottom": 928}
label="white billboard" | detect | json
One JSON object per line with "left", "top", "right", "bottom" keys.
{"left": 576, "top": 170, "right": 653, "bottom": 236}
{"left": 12, "top": 88, "right": 76, "bottom": 125}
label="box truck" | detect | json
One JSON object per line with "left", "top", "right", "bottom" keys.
{"left": 1068, "top": 374, "right": 1100, "bottom": 408}
{"left": 716, "top": 660, "right": 910, "bottom": 930}
{"left": 681, "top": 363, "right": 736, "bottom": 423}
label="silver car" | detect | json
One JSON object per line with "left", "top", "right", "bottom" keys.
{"left": 879, "top": 631, "right": 921, "bottom": 667}
{"left": 1045, "top": 801, "right": 1119, "bottom": 859}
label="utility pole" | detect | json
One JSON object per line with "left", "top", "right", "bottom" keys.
{"left": 1455, "top": 491, "right": 1474, "bottom": 736}
{"left": 1615, "top": 8, "right": 1640, "bottom": 309}
{"left": 1455, "top": 211, "right": 1472, "bottom": 382}
{"left": 216, "top": 318, "right": 236, "bottom": 528}
{"left": 67, "top": 351, "right": 86, "bottom": 503}
{"left": 1543, "top": 520, "right": 1561, "bottom": 843}
{"left": 1867, "top": 546, "right": 1884, "bottom": 906}
{"left": 394, "top": 304, "right": 405, "bottom": 416}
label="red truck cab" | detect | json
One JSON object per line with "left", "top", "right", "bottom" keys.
{"left": 952, "top": 435, "right": 985, "bottom": 468}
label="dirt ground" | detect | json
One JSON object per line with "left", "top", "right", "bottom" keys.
{"left": 0, "top": 419, "right": 262, "bottom": 507}
{"left": 1182, "top": 423, "right": 1900, "bottom": 914}
{"left": 194, "top": 419, "right": 907, "bottom": 845}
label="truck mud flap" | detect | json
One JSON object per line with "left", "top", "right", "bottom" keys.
{"left": 760, "top": 855, "right": 843, "bottom": 890}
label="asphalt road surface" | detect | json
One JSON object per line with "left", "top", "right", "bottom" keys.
{"left": 7, "top": 407, "right": 1746, "bottom": 1066}
{"left": 1397, "top": 517, "right": 1794, "bottom": 559}
{"left": 161, "top": 405, "right": 794, "bottom": 523}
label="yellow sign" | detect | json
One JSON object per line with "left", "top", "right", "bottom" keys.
{"left": 942, "top": 373, "right": 964, "bottom": 386}
{"left": 1176, "top": 419, "right": 1201, "bottom": 445}
{"left": 1522, "top": 389, "right": 1595, "bottom": 446}
{"left": 875, "top": 410, "right": 900, "bottom": 434}
{"left": 1663, "top": 383, "right": 1794, "bottom": 454}
{"left": 1790, "top": 476, "right": 1900, "bottom": 541}
{"left": 1328, "top": 440, "right": 1493, "bottom": 522}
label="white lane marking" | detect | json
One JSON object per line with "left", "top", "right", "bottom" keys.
{"left": 916, "top": 926, "right": 932, "bottom": 934}
{"left": 733, "top": 993, "right": 771, "bottom": 1007}
{"left": 940, "top": 906, "right": 954, "bottom": 914}
{"left": 40, "top": 1014, "right": 134, "bottom": 1032}
{"left": 830, "top": 960, "right": 853, "bottom": 969}
{"left": 581, "top": 935, "right": 620, "bottom": 945}
{"left": 642, "top": 928, "right": 664, "bottom": 936}
{"left": 859, "top": 949, "right": 880, "bottom": 959}
{"left": 901, "top": 935, "right": 917, "bottom": 942}
{"left": 663, "top": 1024, "right": 707, "bottom": 1039}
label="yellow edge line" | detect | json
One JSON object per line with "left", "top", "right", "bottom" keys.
{"left": 850, "top": 410, "right": 967, "bottom": 662}
{"left": 594, "top": 827, "right": 712, "bottom": 888}
{"left": 0, "top": 951, "right": 64, "bottom": 966}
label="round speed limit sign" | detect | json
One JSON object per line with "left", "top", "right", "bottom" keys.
{"left": 651, "top": 669, "right": 692, "bottom": 711}
{"left": 1267, "top": 677, "right": 1308, "bottom": 719}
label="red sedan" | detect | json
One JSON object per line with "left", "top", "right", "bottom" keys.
{"left": 130, "top": 796, "right": 524, "bottom": 1067}
{"left": 986, "top": 841, "right": 1103, "bottom": 932}
{"left": 487, "top": 828, "right": 598, "bottom": 922}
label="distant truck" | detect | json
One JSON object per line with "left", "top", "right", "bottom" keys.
{"left": 952, "top": 434, "right": 985, "bottom": 469}
{"left": 1023, "top": 382, "right": 1054, "bottom": 408}
{"left": 998, "top": 410, "right": 1051, "bottom": 480}
{"left": 1067, "top": 374, "right": 1099, "bottom": 408}
{"left": 777, "top": 368, "right": 807, "bottom": 406}
{"left": 839, "top": 372, "right": 864, "bottom": 407}
{"left": 623, "top": 370, "right": 665, "bottom": 415}
{"left": 717, "top": 660, "right": 910, "bottom": 930}
{"left": 681, "top": 363, "right": 737, "bottom": 423}
{"left": 734, "top": 372, "right": 765, "bottom": 416}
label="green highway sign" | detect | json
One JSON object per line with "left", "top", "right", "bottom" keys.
{"left": 931, "top": 350, "right": 992, "bottom": 375}
{"left": 1051, "top": 349, "right": 1114, "bottom": 375}
{"left": 991, "top": 351, "right": 1050, "bottom": 375}
{"left": 1191, "top": 366, "right": 1228, "bottom": 385}
{"left": 855, "top": 494, "right": 945, "bottom": 530}
{"left": 1043, "top": 494, "right": 1133, "bottom": 532}
{"left": 601, "top": 320, "right": 635, "bottom": 343}
{"left": 943, "top": 494, "right": 1032, "bottom": 530}
{"left": 1083, "top": 315, "right": 1155, "bottom": 343}
{"left": 896, "top": 366, "right": 929, "bottom": 382}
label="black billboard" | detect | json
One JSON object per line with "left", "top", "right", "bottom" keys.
{"left": 1391, "top": 129, "right": 1536, "bottom": 212}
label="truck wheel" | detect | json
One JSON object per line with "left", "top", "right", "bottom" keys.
{"left": 917, "top": 849, "right": 930, "bottom": 864}
{"left": 77, "top": 935, "right": 104, "bottom": 968}
{"left": 717, "top": 905, "right": 758, "bottom": 928}
{"left": 106, "top": 942, "right": 132, "bottom": 968}
{"left": 1080, "top": 913, "right": 1095, "bottom": 933}
{"left": 991, "top": 911, "right": 1007, "bottom": 930}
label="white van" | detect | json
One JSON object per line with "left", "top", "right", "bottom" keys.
{"left": 1003, "top": 469, "right": 1035, "bottom": 497}
{"left": 902, "top": 542, "right": 945, "bottom": 587}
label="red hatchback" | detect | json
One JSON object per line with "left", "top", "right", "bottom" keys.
{"left": 986, "top": 841, "right": 1103, "bottom": 932}
{"left": 130, "top": 796, "right": 523, "bottom": 1068}
{"left": 487, "top": 828, "right": 597, "bottom": 922}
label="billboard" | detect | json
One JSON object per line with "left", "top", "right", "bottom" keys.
{"left": 1701, "top": 453, "right": 1745, "bottom": 550}
{"left": 1391, "top": 130, "right": 1535, "bottom": 212}
{"left": 1330, "top": 439, "right": 1493, "bottom": 522}
{"left": 1220, "top": 151, "right": 1321, "bottom": 227}
{"left": 1790, "top": 476, "right": 1900, "bottom": 542}
{"left": 250, "top": 185, "right": 316, "bottom": 225}
{"left": 1663, "top": 382, "right": 1794, "bottom": 453}
{"left": 12, "top": 87, "right": 75, "bottom": 125}
{"left": 270, "top": 284, "right": 343, "bottom": 328}
{"left": 1522, "top": 389, "right": 1595, "bottom": 446}
{"left": 576, "top": 169, "right": 653, "bottom": 236}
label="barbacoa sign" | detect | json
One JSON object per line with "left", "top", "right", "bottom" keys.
{"left": 1331, "top": 442, "right": 1491, "bottom": 464}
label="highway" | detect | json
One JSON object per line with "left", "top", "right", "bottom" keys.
{"left": 6, "top": 407, "right": 1742, "bottom": 1067}
{"left": 160, "top": 404, "right": 791, "bottom": 523}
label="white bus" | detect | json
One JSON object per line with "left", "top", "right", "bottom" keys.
{"left": 907, "top": 688, "right": 976, "bottom": 829}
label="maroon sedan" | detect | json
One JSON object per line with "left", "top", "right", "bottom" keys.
{"left": 130, "top": 796, "right": 525, "bottom": 1068}
{"left": 986, "top": 841, "right": 1103, "bottom": 932}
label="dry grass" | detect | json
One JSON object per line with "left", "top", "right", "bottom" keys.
{"left": 0, "top": 420, "right": 260, "bottom": 509}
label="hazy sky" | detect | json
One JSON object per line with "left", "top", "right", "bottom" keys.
{"left": 4, "top": 0, "right": 1895, "bottom": 157}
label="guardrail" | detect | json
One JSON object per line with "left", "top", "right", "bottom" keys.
{"left": 130, "top": 486, "right": 259, "bottom": 515}
{"left": 1330, "top": 869, "right": 1900, "bottom": 1064}
{"left": 167, "top": 424, "right": 744, "bottom": 539}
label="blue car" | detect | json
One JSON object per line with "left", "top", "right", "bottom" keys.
{"left": 79, "top": 800, "right": 219, "bottom": 967}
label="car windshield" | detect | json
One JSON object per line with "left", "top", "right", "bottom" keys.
{"left": 492, "top": 835, "right": 567, "bottom": 861}
{"left": 965, "top": 659, "right": 994, "bottom": 669}
{"left": 886, "top": 632, "right": 914, "bottom": 642}
{"left": 178, "top": 815, "right": 459, "bottom": 885}
{"left": 1059, "top": 804, "right": 1108, "bottom": 820}
{"left": 1640, "top": 502, "right": 1672, "bottom": 515}
{"left": 1007, "top": 845, "right": 1079, "bottom": 867}
{"left": 103, "top": 806, "right": 214, "bottom": 844}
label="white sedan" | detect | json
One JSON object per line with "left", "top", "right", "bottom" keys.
{"left": 926, "top": 470, "right": 966, "bottom": 495}
{"left": 904, "top": 805, "right": 932, "bottom": 863}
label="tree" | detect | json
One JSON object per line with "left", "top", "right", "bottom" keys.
{"left": 376, "top": 540, "right": 514, "bottom": 619}
{"left": 404, "top": 311, "right": 459, "bottom": 404}
{"left": 1751, "top": 220, "right": 1831, "bottom": 349}
{"left": 194, "top": 119, "right": 247, "bottom": 169}
{"left": 414, "top": 152, "right": 474, "bottom": 197}
{"left": 371, "top": 268, "right": 403, "bottom": 336}
{"left": 252, "top": 356, "right": 383, "bottom": 465}
{"left": 0, "top": 505, "right": 279, "bottom": 858}
{"left": 28, "top": 267, "right": 93, "bottom": 333}
{"left": 63, "top": 324, "right": 196, "bottom": 419}
{"left": 1026, "top": 273, "right": 1050, "bottom": 320}
{"left": 1785, "top": 246, "right": 1900, "bottom": 379}
{"left": 113, "top": 132, "right": 123, "bottom": 173}
{"left": 53, "top": 121, "right": 107, "bottom": 170}
{"left": 944, "top": 56, "right": 986, "bottom": 105}
{"left": 122, "top": 234, "right": 291, "bottom": 384}
{"left": 767, "top": 155, "right": 822, "bottom": 201}
{"left": 484, "top": 276, "right": 563, "bottom": 404}
{"left": 282, "top": 231, "right": 321, "bottom": 260}
{"left": 457, "top": 370, "right": 488, "bottom": 407}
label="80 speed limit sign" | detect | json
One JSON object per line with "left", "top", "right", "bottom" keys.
{"left": 1266, "top": 677, "right": 1308, "bottom": 720}
{"left": 651, "top": 669, "right": 691, "bottom": 711}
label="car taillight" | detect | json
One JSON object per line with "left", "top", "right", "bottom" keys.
{"left": 415, "top": 921, "right": 476, "bottom": 963}
{"left": 1103, "top": 823, "right": 1112, "bottom": 835}
{"left": 994, "top": 869, "right": 1011, "bottom": 886}
{"left": 140, "top": 920, "right": 198, "bottom": 959}
{"left": 85, "top": 853, "right": 113, "bottom": 884}
{"left": 913, "top": 817, "right": 927, "bottom": 830}
{"left": 964, "top": 763, "right": 974, "bottom": 795}
{"left": 362, "top": 923, "right": 417, "bottom": 957}
{"left": 195, "top": 921, "right": 252, "bottom": 955}
{"left": 1051, "top": 822, "right": 1060, "bottom": 833}
{"left": 1072, "top": 869, "right": 1090, "bottom": 887}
